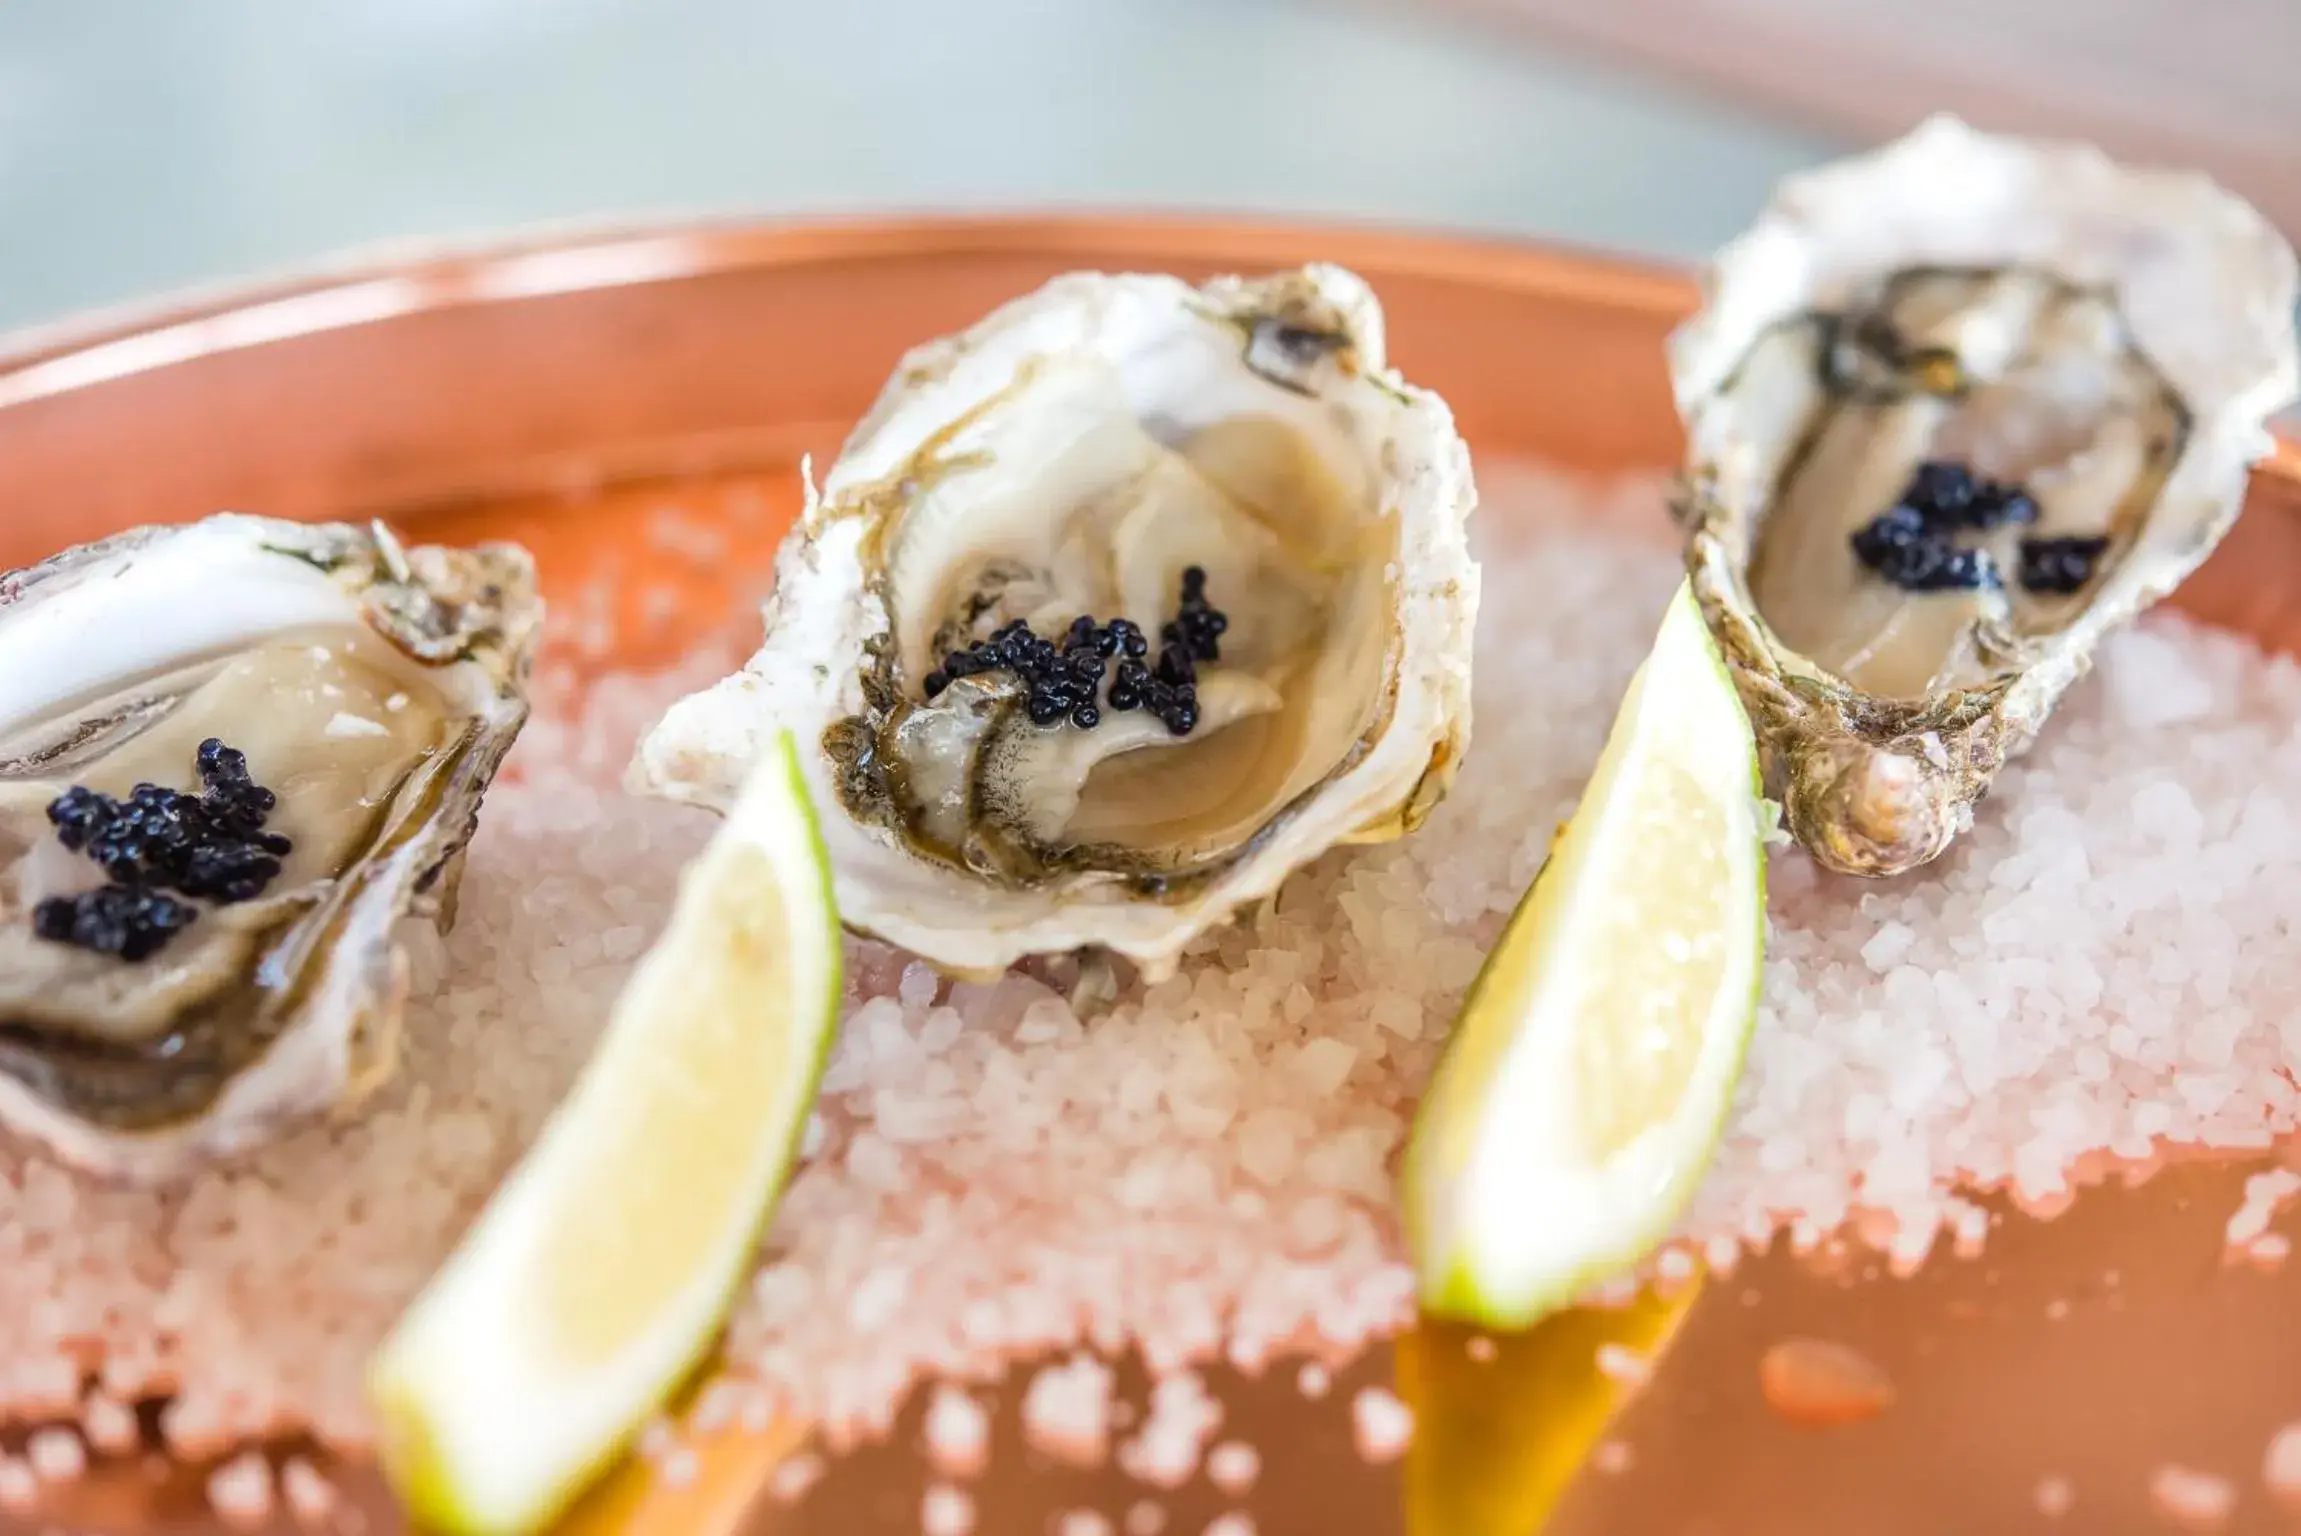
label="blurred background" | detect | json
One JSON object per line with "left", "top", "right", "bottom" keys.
{"left": 0, "top": 0, "right": 2292, "bottom": 337}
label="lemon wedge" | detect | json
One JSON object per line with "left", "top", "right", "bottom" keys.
{"left": 371, "top": 732, "right": 842, "bottom": 1536}
{"left": 1403, "top": 580, "right": 1763, "bottom": 1328}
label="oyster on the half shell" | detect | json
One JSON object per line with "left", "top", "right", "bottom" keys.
{"left": 1670, "top": 116, "right": 2299, "bottom": 877}
{"left": 634, "top": 265, "right": 1478, "bottom": 978}
{"left": 0, "top": 515, "right": 540, "bottom": 1181}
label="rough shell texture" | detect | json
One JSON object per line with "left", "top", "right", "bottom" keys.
{"left": 633, "top": 265, "right": 1478, "bottom": 978}
{"left": 0, "top": 515, "right": 540, "bottom": 1182}
{"left": 1669, "top": 115, "right": 2299, "bottom": 877}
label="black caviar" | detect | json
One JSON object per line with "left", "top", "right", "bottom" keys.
{"left": 31, "top": 737, "right": 293, "bottom": 962}
{"left": 1163, "top": 565, "right": 1227, "bottom": 664}
{"left": 922, "top": 568, "right": 1224, "bottom": 738}
{"left": 1848, "top": 504, "right": 2002, "bottom": 593}
{"left": 32, "top": 885, "right": 197, "bottom": 963}
{"left": 1849, "top": 459, "right": 2103, "bottom": 597}
{"left": 2017, "top": 535, "right": 2112, "bottom": 596}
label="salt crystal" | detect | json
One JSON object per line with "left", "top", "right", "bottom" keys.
{"left": 1860, "top": 922, "right": 1916, "bottom": 973}
{"left": 1351, "top": 1386, "right": 1413, "bottom": 1462}
{"left": 1057, "top": 1513, "right": 1115, "bottom": 1536}
{"left": 924, "top": 1384, "right": 991, "bottom": 1478}
{"left": 1125, "top": 1502, "right": 1168, "bottom": 1536}
{"left": 2132, "top": 781, "right": 2204, "bottom": 846}
{"left": 1465, "top": 1335, "right": 1497, "bottom": 1363}
{"left": 2225, "top": 1167, "right": 2301, "bottom": 1248}
{"left": 769, "top": 1452, "right": 825, "bottom": 1504}
{"left": 1118, "top": 1372, "right": 1223, "bottom": 1489}
{"left": 26, "top": 1427, "right": 83, "bottom": 1483}
{"left": 2033, "top": 1475, "right": 2074, "bottom": 1518}
{"left": 207, "top": 1452, "right": 274, "bottom": 1530}
{"left": 1592, "top": 1439, "right": 1633, "bottom": 1475}
{"left": 1290, "top": 1039, "right": 1359, "bottom": 1097}
{"left": 1202, "top": 1516, "right": 1256, "bottom": 1536}
{"left": 1368, "top": 994, "right": 1424, "bottom": 1040}
{"left": 1235, "top": 1109, "right": 1309, "bottom": 1186}
{"left": 1015, "top": 998, "right": 1078, "bottom": 1044}
{"left": 922, "top": 1482, "right": 975, "bottom": 1536}
{"left": 81, "top": 1392, "right": 139, "bottom": 1455}
{"left": 2104, "top": 630, "right": 2215, "bottom": 728}
{"left": 1594, "top": 1344, "right": 1649, "bottom": 1385}
{"left": 282, "top": 1457, "right": 338, "bottom": 1525}
{"left": 845, "top": 1131, "right": 906, "bottom": 1192}
{"left": 1285, "top": 1193, "right": 1348, "bottom": 1254}
{"left": 2265, "top": 1421, "right": 2301, "bottom": 1511}
{"left": 635, "top": 1416, "right": 676, "bottom": 1462}
{"left": 1206, "top": 1440, "right": 1261, "bottom": 1494}
{"left": 899, "top": 962, "right": 940, "bottom": 1014}
{"left": 1024, "top": 1356, "right": 1116, "bottom": 1468}
{"left": 0, "top": 1458, "right": 34, "bottom": 1512}
{"left": 2149, "top": 1464, "right": 2235, "bottom": 1531}
{"left": 1296, "top": 1363, "right": 1332, "bottom": 1399}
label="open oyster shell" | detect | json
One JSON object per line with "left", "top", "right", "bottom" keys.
{"left": 1670, "top": 116, "right": 2299, "bottom": 877}
{"left": 634, "top": 265, "right": 1478, "bottom": 978}
{"left": 0, "top": 515, "right": 540, "bottom": 1182}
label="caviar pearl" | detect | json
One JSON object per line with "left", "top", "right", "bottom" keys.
{"left": 2019, "top": 535, "right": 2112, "bottom": 595}
{"left": 916, "top": 571, "right": 1229, "bottom": 738}
{"left": 32, "top": 737, "right": 291, "bottom": 962}
{"left": 1851, "top": 459, "right": 2039, "bottom": 595}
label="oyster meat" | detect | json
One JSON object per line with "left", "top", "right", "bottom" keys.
{"left": 1670, "top": 116, "right": 2299, "bottom": 877}
{"left": 634, "top": 265, "right": 1478, "bottom": 977}
{"left": 0, "top": 515, "right": 540, "bottom": 1181}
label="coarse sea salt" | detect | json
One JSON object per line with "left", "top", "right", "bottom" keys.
{"left": 0, "top": 463, "right": 2296, "bottom": 1484}
{"left": 281, "top": 1456, "right": 338, "bottom": 1525}
{"left": 1117, "top": 1372, "right": 1223, "bottom": 1489}
{"left": 2224, "top": 1167, "right": 2301, "bottom": 1250}
{"left": 923, "top": 1383, "right": 992, "bottom": 1478}
{"left": 81, "top": 1392, "right": 139, "bottom": 1456}
{"left": 25, "top": 1426, "right": 83, "bottom": 1483}
{"left": 1206, "top": 1440, "right": 1261, "bottom": 1495}
{"left": 1023, "top": 1355, "right": 1117, "bottom": 1468}
{"left": 768, "top": 1451, "right": 825, "bottom": 1505}
{"left": 207, "top": 1451, "right": 276, "bottom": 1531}
{"left": 2266, "top": 1421, "right": 2301, "bottom": 1510}
{"left": 2149, "top": 1464, "right": 2236, "bottom": 1531}
{"left": 922, "top": 1482, "right": 975, "bottom": 1536}
{"left": 1351, "top": 1386, "right": 1413, "bottom": 1463}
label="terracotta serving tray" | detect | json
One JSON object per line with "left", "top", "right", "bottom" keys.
{"left": 1, "top": 217, "right": 2298, "bottom": 1536}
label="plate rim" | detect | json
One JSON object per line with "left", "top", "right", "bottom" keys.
{"left": 0, "top": 210, "right": 1695, "bottom": 401}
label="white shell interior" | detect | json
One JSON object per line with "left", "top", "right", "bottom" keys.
{"left": 634, "top": 266, "right": 1479, "bottom": 978}
{"left": 0, "top": 516, "right": 535, "bottom": 1181}
{"left": 1671, "top": 115, "right": 2299, "bottom": 703}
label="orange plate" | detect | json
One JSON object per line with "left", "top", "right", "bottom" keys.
{"left": 1, "top": 217, "right": 2298, "bottom": 1536}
